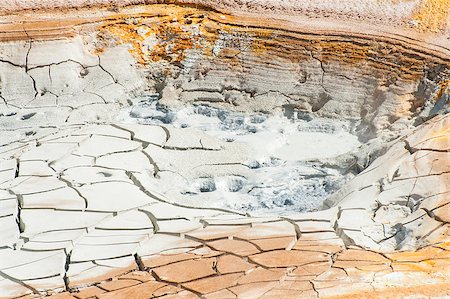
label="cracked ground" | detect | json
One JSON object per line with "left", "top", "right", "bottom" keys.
{"left": 0, "top": 1, "right": 450, "bottom": 298}
{"left": 0, "top": 114, "right": 449, "bottom": 298}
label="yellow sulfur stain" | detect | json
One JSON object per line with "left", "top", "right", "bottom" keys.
{"left": 93, "top": 3, "right": 446, "bottom": 90}
{"left": 436, "top": 79, "right": 449, "bottom": 99}
{"left": 97, "top": 5, "right": 211, "bottom": 65}
{"left": 412, "top": 0, "right": 450, "bottom": 32}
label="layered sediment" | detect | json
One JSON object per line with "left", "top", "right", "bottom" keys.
{"left": 0, "top": 2, "right": 449, "bottom": 137}
{"left": 0, "top": 0, "right": 449, "bottom": 298}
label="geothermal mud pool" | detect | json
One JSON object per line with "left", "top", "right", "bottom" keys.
{"left": 118, "top": 101, "right": 362, "bottom": 214}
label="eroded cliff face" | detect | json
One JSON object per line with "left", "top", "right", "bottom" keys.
{"left": 1, "top": 3, "right": 449, "bottom": 138}
{"left": 0, "top": 1, "right": 449, "bottom": 298}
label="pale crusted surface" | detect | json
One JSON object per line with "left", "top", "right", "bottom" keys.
{"left": 0, "top": 112, "right": 448, "bottom": 298}
{"left": 0, "top": 4, "right": 448, "bottom": 141}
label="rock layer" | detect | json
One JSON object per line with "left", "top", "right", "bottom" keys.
{"left": 0, "top": 2, "right": 449, "bottom": 139}
{"left": 0, "top": 116, "right": 448, "bottom": 298}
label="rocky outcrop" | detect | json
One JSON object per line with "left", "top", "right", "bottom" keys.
{"left": 326, "top": 114, "right": 449, "bottom": 251}
{"left": 0, "top": 2, "right": 449, "bottom": 139}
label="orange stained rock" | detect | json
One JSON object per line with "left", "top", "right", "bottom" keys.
{"left": 250, "top": 250, "right": 330, "bottom": 268}
{"left": 0, "top": 3, "right": 446, "bottom": 88}
{"left": 297, "top": 232, "right": 340, "bottom": 241}
{"left": 405, "top": 119, "right": 450, "bottom": 158}
{"left": 333, "top": 259, "right": 390, "bottom": 269}
{"left": 424, "top": 258, "right": 450, "bottom": 269}
{"left": 317, "top": 282, "right": 375, "bottom": 298}
{"left": 207, "top": 239, "right": 260, "bottom": 256}
{"left": 65, "top": 3, "right": 444, "bottom": 83}
{"left": 291, "top": 261, "right": 331, "bottom": 277}
{"left": 261, "top": 288, "right": 318, "bottom": 299}
{"left": 152, "top": 285, "right": 186, "bottom": 297}
{"left": 141, "top": 253, "right": 198, "bottom": 268}
{"left": 72, "top": 286, "right": 105, "bottom": 299}
{"left": 97, "top": 5, "right": 205, "bottom": 65}
{"left": 158, "top": 291, "right": 198, "bottom": 299}
{"left": 237, "top": 267, "right": 285, "bottom": 284}
{"left": 391, "top": 261, "right": 436, "bottom": 272}
{"left": 251, "top": 236, "right": 296, "bottom": 251}
{"left": 434, "top": 79, "right": 450, "bottom": 102}
{"left": 293, "top": 241, "right": 344, "bottom": 254}
{"left": 0, "top": 19, "right": 81, "bottom": 41}
{"left": 326, "top": 282, "right": 450, "bottom": 299}
{"left": 354, "top": 264, "right": 392, "bottom": 272}
{"left": 102, "top": 22, "right": 147, "bottom": 64}
{"left": 277, "top": 280, "right": 314, "bottom": 292}
{"left": 216, "top": 254, "right": 255, "bottom": 274}
{"left": 437, "top": 241, "right": 450, "bottom": 250}
{"left": 47, "top": 293, "right": 77, "bottom": 299}
{"left": 158, "top": 290, "right": 199, "bottom": 298}
{"left": 404, "top": 150, "right": 449, "bottom": 175}
{"left": 116, "top": 270, "right": 154, "bottom": 282}
{"left": 314, "top": 281, "right": 356, "bottom": 295}
{"left": 414, "top": 133, "right": 450, "bottom": 151}
{"left": 96, "top": 280, "right": 176, "bottom": 299}
{"left": 203, "top": 288, "right": 237, "bottom": 299}
{"left": 182, "top": 272, "right": 243, "bottom": 294}
{"left": 29, "top": 243, "right": 450, "bottom": 298}
{"left": 208, "top": 15, "right": 374, "bottom": 73}
{"left": 386, "top": 246, "right": 450, "bottom": 262}
{"left": 344, "top": 267, "right": 384, "bottom": 282}
{"left": 336, "top": 249, "right": 390, "bottom": 263}
{"left": 228, "top": 281, "right": 279, "bottom": 298}
{"left": 308, "top": 245, "right": 345, "bottom": 255}
{"left": 189, "top": 246, "right": 223, "bottom": 257}
{"left": 152, "top": 257, "right": 216, "bottom": 283}
{"left": 315, "top": 268, "right": 348, "bottom": 281}
{"left": 96, "top": 278, "right": 140, "bottom": 292}
{"left": 68, "top": 263, "right": 137, "bottom": 288}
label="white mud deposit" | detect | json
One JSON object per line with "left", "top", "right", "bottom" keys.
{"left": 118, "top": 98, "right": 362, "bottom": 214}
